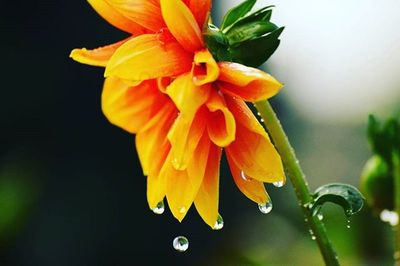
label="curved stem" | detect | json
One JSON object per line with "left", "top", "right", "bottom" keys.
{"left": 393, "top": 151, "right": 400, "bottom": 264}
{"left": 255, "top": 100, "right": 340, "bottom": 266}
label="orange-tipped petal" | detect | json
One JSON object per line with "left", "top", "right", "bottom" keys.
{"left": 192, "top": 49, "right": 220, "bottom": 86}
{"left": 105, "top": 0, "right": 165, "bottom": 32}
{"left": 105, "top": 34, "right": 192, "bottom": 80}
{"left": 88, "top": 0, "right": 146, "bottom": 34}
{"left": 160, "top": 0, "right": 204, "bottom": 52}
{"left": 217, "top": 62, "right": 283, "bottom": 102}
{"left": 101, "top": 77, "right": 168, "bottom": 134}
{"left": 226, "top": 153, "right": 269, "bottom": 204}
{"left": 194, "top": 141, "right": 221, "bottom": 228}
{"left": 206, "top": 90, "right": 236, "bottom": 147}
{"left": 136, "top": 101, "right": 177, "bottom": 176}
{"left": 70, "top": 38, "right": 129, "bottom": 67}
{"left": 225, "top": 96, "right": 285, "bottom": 183}
{"left": 167, "top": 107, "right": 207, "bottom": 170}
{"left": 187, "top": 0, "right": 212, "bottom": 29}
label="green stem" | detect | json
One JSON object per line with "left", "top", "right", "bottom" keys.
{"left": 255, "top": 100, "right": 340, "bottom": 266}
{"left": 393, "top": 151, "right": 400, "bottom": 265}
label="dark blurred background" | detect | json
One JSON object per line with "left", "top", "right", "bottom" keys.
{"left": 1, "top": 1, "right": 399, "bottom": 265}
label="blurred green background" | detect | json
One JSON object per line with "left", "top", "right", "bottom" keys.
{"left": 1, "top": 1, "right": 399, "bottom": 265}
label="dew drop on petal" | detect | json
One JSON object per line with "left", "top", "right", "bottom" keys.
{"left": 258, "top": 202, "right": 273, "bottom": 214}
{"left": 213, "top": 214, "right": 224, "bottom": 230}
{"left": 173, "top": 236, "right": 189, "bottom": 252}
{"left": 152, "top": 201, "right": 165, "bottom": 215}
{"left": 380, "top": 210, "right": 399, "bottom": 226}
{"left": 273, "top": 181, "right": 284, "bottom": 188}
{"left": 179, "top": 207, "right": 187, "bottom": 214}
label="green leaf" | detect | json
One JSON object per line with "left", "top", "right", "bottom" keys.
{"left": 228, "top": 26, "right": 284, "bottom": 67}
{"left": 224, "top": 6, "right": 275, "bottom": 33}
{"left": 204, "top": 23, "right": 229, "bottom": 61}
{"left": 220, "top": 0, "right": 257, "bottom": 30}
{"left": 311, "top": 183, "right": 364, "bottom": 217}
{"left": 226, "top": 21, "right": 278, "bottom": 45}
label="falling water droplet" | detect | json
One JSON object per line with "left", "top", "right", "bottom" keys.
{"left": 258, "top": 202, "right": 273, "bottom": 214}
{"left": 179, "top": 207, "right": 187, "bottom": 214}
{"left": 152, "top": 201, "right": 165, "bottom": 215}
{"left": 380, "top": 210, "right": 399, "bottom": 226}
{"left": 273, "top": 181, "right": 284, "bottom": 188}
{"left": 173, "top": 236, "right": 189, "bottom": 252}
{"left": 317, "top": 213, "right": 324, "bottom": 221}
{"left": 213, "top": 214, "right": 224, "bottom": 230}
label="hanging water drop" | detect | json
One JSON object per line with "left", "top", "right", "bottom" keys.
{"left": 258, "top": 201, "right": 273, "bottom": 214}
{"left": 173, "top": 236, "right": 189, "bottom": 252}
{"left": 213, "top": 214, "right": 224, "bottom": 230}
{"left": 273, "top": 181, "right": 284, "bottom": 188}
{"left": 152, "top": 201, "right": 165, "bottom": 215}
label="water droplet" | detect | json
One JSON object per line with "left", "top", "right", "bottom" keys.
{"left": 317, "top": 213, "right": 324, "bottom": 221}
{"left": 311, "top": 235, "right": 316, "bottom": 240}
{"left": 308, "top": 229, "right": 316, "bottom": 240}
{"left": 213, "top": 214, "right": 224, "bottom": 230}
{"left": 179, "top": 207, "right": 187, "bottom": 214}
{"left": 152, "top": 201, "right": 165, "bottom": 215}
{"left": 258, "top": 202, "right": 273, "bottom": 214}
{"left": 257, "top": 112, "right": 261, "bottom": 117}
{"left": 173, "top": 236, "right": 189, "bottom": 252}
{"left": 260, "top": 118, "right": 265, "bottom": 123}
{"left": 273, "top": 181, "right": 284, "bottom": 188}
{"left": 380, "top": 209, "right": 399, "bottom": 226}
{"left": 346, "top": 220, "right": 351, "bottom": 229}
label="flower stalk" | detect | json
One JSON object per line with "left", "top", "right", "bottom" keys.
{"left": 393, "top": 150, "right": 400, "bottom": 264}
{"left": 255, "top": 100, "right": 340, "bottom": 266}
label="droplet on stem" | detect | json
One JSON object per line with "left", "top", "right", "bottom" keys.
{"left": 380, "top": 210, "right": 398, "bottom": 226}
{"left": 173, "top": 236, "right": 189, "bottom": 252}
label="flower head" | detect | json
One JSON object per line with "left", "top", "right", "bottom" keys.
{"left": 71, "top": 0, "right": 285, "bottom": 228}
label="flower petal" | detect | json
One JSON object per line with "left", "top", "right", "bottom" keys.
{"left": 187, "top": 0, "right": 212, "bottom": 29}
{"left": 160, "top": 0, "right": 204, "bottom": 52}
{"left": 167, "top": 107, "right": 207, "bottom": 170}
{"left": 194, "top": 140, "right": 221, "bottom": 228}
{"left": 70, "top": 38, "right": 129, "bottom": 67}
{"left": 88, "top": 0, "right": 146, "bottom": 34}
{"left": 217, "top": 62, "right": 283, "bottom": 102}
{"left": 105, "top": 0, "right": 165, "bottom": 32}
{"left": 206, "top": 90, "right": 236, "bottom": 147}
{"left": 105, "top": 34, "right": 193, "bottom": 80}
{"left": 226, "top": 152, "right": 269, "bottom": 204}
{"left": 225, "top": 96, "right": 285, "bottom": 183}
{"left": 192, "top": 49, "right": 220, "bottom": 86}
{"left": 101, "top": 77, "right": 168, "bottom": 134}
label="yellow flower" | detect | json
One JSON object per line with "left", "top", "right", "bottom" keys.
{"left": 70, "top": 0, "right": 285, "bottom": 228}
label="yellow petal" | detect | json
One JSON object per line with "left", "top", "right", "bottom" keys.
{"left": 225, "top": 96, "right": 285, "bottom": 183}
{"left": 88, "top": 0, "right": 146, "bottom": 34}
{"left": 206, "top": 90, "right": 236, "bottom": 147}
{"left": 226, "top": 153, "right": 269, "bottom": 204}
{"left": 105, "top": 34, "right": 193, "bottom": 81}
{"left": 192, "top": 49, "right": 220, "bottom": 86}
{"left": 101, "top": 77, "right": 168, "bottom": 134}
{"left": 167, "top": 107, "right": 207, "bottom": 170}
{"left": 70, "top": 38, "right": 129, "bottom": 67}
{"left": 160, "top": 0, "right": 203, "bottom": 52}
{"left": 194, "top": 141, "right": 221, "bottom": 228}
{"left": 217, "top": 62, "right": 283, "bottom": 102}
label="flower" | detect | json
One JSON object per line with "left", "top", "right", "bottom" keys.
{"left": 70, "top": 0, "right": 285, "bottom": 228}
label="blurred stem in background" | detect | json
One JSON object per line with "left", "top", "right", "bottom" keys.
{"left": 255, "top": 101, "right": 340, "bottom": 266}
{"left": 394, "top": 151, "right": 400, "bottom": 264}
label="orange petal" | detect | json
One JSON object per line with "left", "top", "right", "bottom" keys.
{"left": 105, "top": 0, "right": 165, "bottom": 32}
{"left": 88, "top": 0, "right": 146, "bottom": 34}
{"left": 194, "top": 141, "right": 221, "bottom": 228}
{"left": 225, "top": 96, "right": 285, "bottom": 183}
{"left": 192, "top": 49, "right": 220, "bottom": 86}
{"left": 226, "top": 152, "right": 269, "bottom": 204}
{"left": 70, "top": 38, "right": 129, "bottom": 67}
{"left": 206, "top": 90, "right": 236, "bottom": 147}
{"left": 167, "top": 107, "right": 207, "bottom": 170}
{"left": 160, "top": 0, "right": 204, "bottom": 52}
{"left": 187, "top": 0, "right": 212, "bottom": 29}
{"left": 105, "top": 34, "right": 193, "bottom": 80}
{"left": 217, "top": 62, "right": 283, "bottom": 102}
{"left": 101, "top": 77, "right": 168, "bottom": 134}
